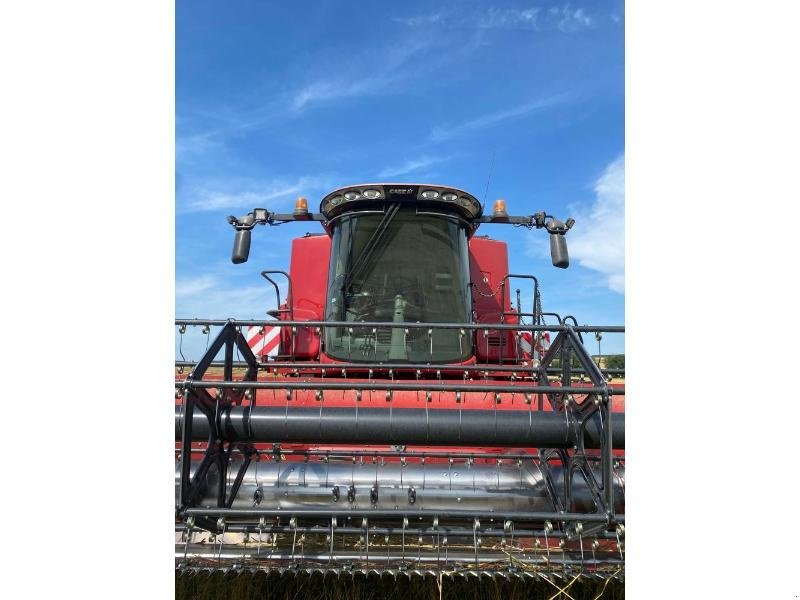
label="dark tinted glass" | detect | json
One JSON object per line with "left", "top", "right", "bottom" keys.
{"left": 325, "top": 207, "right": 472, "bottom": 362}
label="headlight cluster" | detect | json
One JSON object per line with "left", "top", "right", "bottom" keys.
{"left": 320, "top": 184, "right": 482, "bottom": 219}
{"left": 324, "top": 188, "right": 383, "bottom": 211}
{"left": 431, "top": 190, "right": 480, "bottom": 217}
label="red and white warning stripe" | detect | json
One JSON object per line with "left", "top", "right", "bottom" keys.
{"left": 246, "top": 324, "right": 281, "bottom": 359}
{"left": 519, "top": 330, "right": 550, "bottom": 358}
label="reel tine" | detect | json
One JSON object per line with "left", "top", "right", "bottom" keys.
{"left": 183, "top": 516, "right": 194, "bottom": 566}
{"left": 473, "top": 518, "right": 480, "bottom": 569}
{"left": 216, "top": 517, "right": 226, "bottom": 567}
{"left": 290, "top": 517, "right": 298, "bottom": 565}
{"left": 257, "top": 517, "right": 265, "bottom": 563}
{"left": 363, "top": 517, "right": 369, "bottom": 568}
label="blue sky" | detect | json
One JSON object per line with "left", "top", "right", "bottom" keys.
{"left": 176, "top": 0, "right": 625, "bottom": 356}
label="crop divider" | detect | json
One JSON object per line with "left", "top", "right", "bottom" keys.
{"left": 178, "top": 320, "right": 259, "bottom": 531}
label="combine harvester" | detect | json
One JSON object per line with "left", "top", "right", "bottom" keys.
{"left": 175, "top": 183, "right": 625, "bottom": 593}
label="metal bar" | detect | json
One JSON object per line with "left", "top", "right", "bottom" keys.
{"left": 502, "top": 274, "right": 538, "bottom": 329}
{"left": 175, "top": 318, "right": 624, "bottom": 333}
{"left": 174, "top": 361, "right": 625, "bottom": 375}
{"left": 178, "top": 391, "right": 194, "bottom": 508}
{"left": 260, "top": 271, "right": 293, "bottom": 318}
{"left": 178, "top": 447, "right": 624, "bottom": 463}
{"left": 260, "top": 273, "right": 283, "bottom": 309}
{"left": 224, "top": 450, "right": 253, "bottom": 509}
{"left": 223, "top": 336, "right": 234, "bottom": 383}
{"left": 564, "top": 328, "right": 606, "bottom": 386}
{"left": 604, "top": 391, "right": 615, "bottom": 516}
{"left": 183, "top": 506, "right": 621, "bottom": 523}
{"left": 186, "top": 321, "right": 237, "bottom": 379}
{"left": 476, "top": 215, "right": 542, "bottom": 225}
{"left": 177, "top": 380, "right": 624, "bottom": 395}
{"left": 177, "top": 547, "right": 625, "bottom": 568}
{"left": 261, "top": 271, "right": 294, "bottom": 356}
{"left": 176, "top": 406, "right": 625, "bottom": 448}
{"left": 174, "top": 523, "right": 620, "bottom": 539}
{"left": 267, "top": 212, "right": 327, "bottom": 222}
{"left": 205, "top": 448, "right": 623, "bottom": 461}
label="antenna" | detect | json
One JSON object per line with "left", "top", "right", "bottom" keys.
{"left": 482, "top": 149, "right": 496, "bottom": 206}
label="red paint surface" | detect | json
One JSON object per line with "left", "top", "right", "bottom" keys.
{"left": 469, "top": 236, "right": 522, "bottom": 362}
{"left": 280, "top": 234, "right": 330, "bottom": 358}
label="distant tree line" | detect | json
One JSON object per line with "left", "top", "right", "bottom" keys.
{"left": 548, "top": 353, "right": 625, "bottom": 370}
{"left": 602, "top": 354, "right": 625, "bottom": 369}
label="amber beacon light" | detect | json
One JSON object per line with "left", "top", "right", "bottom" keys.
{"left": 293, "top": 196, "right": 309, "bottom": 217}
{"left": 492, "top": 198, "right": 508, "bottom": 219}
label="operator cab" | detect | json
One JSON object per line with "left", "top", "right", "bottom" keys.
{"left": 320, "top": 184, "right": 481, "bottom": 362}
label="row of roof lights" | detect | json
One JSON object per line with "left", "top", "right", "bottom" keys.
{"left": 329, "top": 188, "right": 382, "bottom": 206}
{"left": 421, "top": 190, "right": 460, "bottom": 201}
{"left": 331, "top": 189, "right": 465, "bottom": 205}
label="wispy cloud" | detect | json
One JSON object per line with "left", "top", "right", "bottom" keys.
{"left": 182, "top": 176, "right": 332, "bottom": 213}
{"left": 545, "top": 4, "right": 594, "bottom": 32}
{"left": 290, "top": 38, "right": 436, "bottom": 112}
{"left": 177, "top": 26, "right": 488, "bottom": 148}
{"left": 377, "top": 155, "right": 452, "bottom": 178}
{"left": 567, "top": 155, "right": 625, "bottom": 293}
{"left": 176, "top": 275, "right": 217, "bottom": 298}
{"left": 475, "top": 7, "right": 544, "bottom": 29}
{"left": 395, "top": 4, "right": 596, "bottom": 33}
{"left": 430, "top": 93, "right": 569, "bottom": 141}
{"left": 393, "top": 11, "right": 447, "bottom": 27}
{"left": 175, "top": 133, "right": 223, "bottom": 164}
{"left": 175, "top": 38, "right": 442, "bottom": 147}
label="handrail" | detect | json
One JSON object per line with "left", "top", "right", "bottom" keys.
{"left": 175, "top": 318, "right": 624, "bottom": 333}
{"left": 173, "top": 360, "right": 625, "bottom": 375}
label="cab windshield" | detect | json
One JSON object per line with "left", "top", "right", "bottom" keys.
{"left": 324, "top": 205, "right": 472, "bottom": 362}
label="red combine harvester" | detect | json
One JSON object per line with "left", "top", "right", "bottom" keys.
{"left": 175, "top": 183, "right": 625, "bottom": 586}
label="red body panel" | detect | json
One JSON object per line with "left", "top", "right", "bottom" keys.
{"left": 281, "top": 234, "right": 330, "bottom": 358}
{"left": 469, "top": 236, "right": 520, "bottom": 362}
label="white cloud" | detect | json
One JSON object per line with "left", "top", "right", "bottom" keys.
{"left": 183, "top": 176, "right": 330, "bottom": 212}
{"left": 377, "top": 155, "right": 451, "bottom": 178}
{"left": 396, "top": 5, "right": 595, "bottom": 32}
{"left": 430, "top": 93, "right": 569, "bottom": 141}
{"left": 290, "top": 39, "right": 435, "bottom": 112}
{"left": 176, "top": 28, "right": 482, "bottom": 142}
{"left": 548, "top": 5, "right": 594, "bottom": 32}
{"left": 175, "top": 133, "right": 222, "bottom": 163}
{"left": 392, "top": 12, "right": 446, "bottom": 27}
{"left": 567, "top": 155, "right": 625, "bottom": 293}
{"left": 477, "top": 7, "right": 543, "bottom": 29}
{"left": 176, "top": 275, "right": 217, "bottom": 297}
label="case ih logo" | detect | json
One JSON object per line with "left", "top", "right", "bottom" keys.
{"left": 388, "top": 188, "right": 415, "bottom": 195}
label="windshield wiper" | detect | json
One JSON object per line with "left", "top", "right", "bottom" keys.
{"left": 343, "top": 203, "right": 401, "bottom": 291}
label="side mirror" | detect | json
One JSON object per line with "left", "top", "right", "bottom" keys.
{"left": 232, "top": 229, "right": 252, "bottom": 264}
{"left": 550, "top": 233, "right": 569, "bottom": 268}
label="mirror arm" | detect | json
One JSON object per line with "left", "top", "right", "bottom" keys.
{"left": 226, "top": 208, "right": 327, "bottom": 264}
